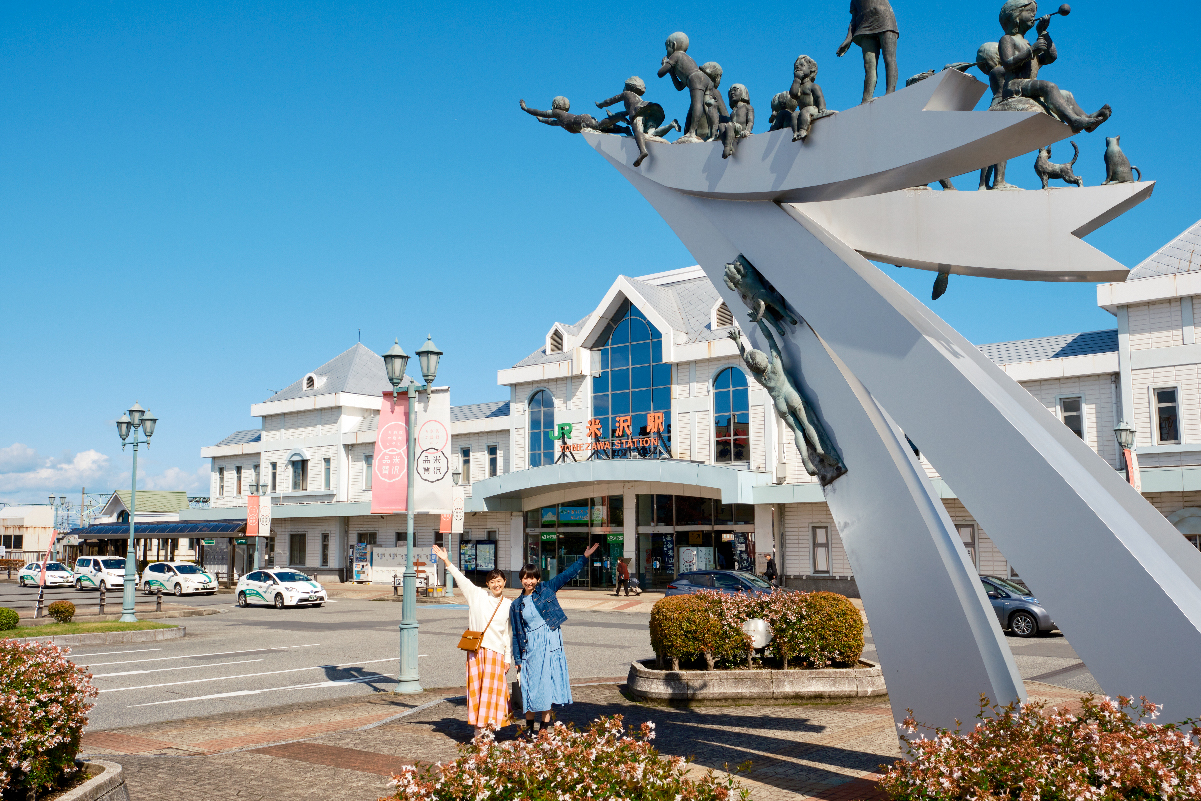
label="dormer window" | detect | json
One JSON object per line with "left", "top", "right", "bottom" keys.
{"left": 302, "top": 373, "right": 325, "bottom": 391}
{"left": 305, "top": 376, "right": 315, "bottom": 390}
{"left": 715, "top": 302, "right": 734, "bottom": 328}
{"left": 549, "top": 329, "right": 564, "bottom": 353}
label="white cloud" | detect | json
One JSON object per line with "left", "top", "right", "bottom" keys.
{"left": 0, "top": 444, "right": 206, "bottom": 502}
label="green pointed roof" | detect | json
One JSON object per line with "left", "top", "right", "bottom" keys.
{"left": 114, "top": 490, "right": 189, "bottom": 513}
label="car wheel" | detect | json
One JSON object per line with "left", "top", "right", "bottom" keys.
{"left": 174, "top": 583, "right": 183, "bottom": 597}
{"left": 75, "top": 578, "right": 83, "bottom": 591}
{"left": 18, "top": 576, "right": 26, "bottom": 587}
{"left": 1009, "top": 610, "right": 1038, "bottom": 638}
{"left": 274, "top": 594, "right": 285, "bottom": 609}
{"left": 313, "top": 602, "right": 323, "bottom": 608}
{"left": 237, "top": 591, "right": 248, "bottom": 607}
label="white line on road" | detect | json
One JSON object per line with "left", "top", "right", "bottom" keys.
{"left": 130, "top": 673, "right": 392, "bottom": 706}
{"left": 66, "top": 648, "right": 163, "bottom": 658}
{"left": 91, "top": 659, "right": 265, "bottom": 678}
{"left": 83, "top": 644, "right": 321, "bottom": 667}
{"left": 98, "top": 657, "right": 398, "bottom": 693}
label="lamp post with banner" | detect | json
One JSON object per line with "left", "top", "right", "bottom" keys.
{"left": 382, "top": 336, "right": 443, "bottom": 694}
{"left": 115, "top": 402, "right": 157, "bottom": 623}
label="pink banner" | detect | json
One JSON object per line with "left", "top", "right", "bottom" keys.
{"left": 39, "top": 530, "right": 58, "bottom": 586}
{"left": 371, "top": 391, "right": 409, "bottom": 514}
{"left": 247, "top": 495, "right": 259, "bottom": 537}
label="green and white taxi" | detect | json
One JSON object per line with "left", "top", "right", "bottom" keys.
{"left": 72, "top": 557, "right": 128, "bottom": 591}
{"left": 17, "top": 562, "right": 74, "bottom": 588}
{"left": 236, "top": 569, "right": 327, "bottom": 609}
{"left": 140, "top": 562, "right": 217, "bottom": 596}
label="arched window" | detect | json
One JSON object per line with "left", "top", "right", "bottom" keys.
{"left": 590, "top": 300, "right": 671, "bottom": 446}
{"left": 117, "top": 510, "right": 129, "bottom": 523}
{"left": 528, "top": 390, "right": 555, "bottom": 467}
{"left": 713, "top": 367, "right": 749, "bottom": 462}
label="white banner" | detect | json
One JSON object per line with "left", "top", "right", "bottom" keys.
{"left": 410, "top": 387, "right": 453, "bottom": 514}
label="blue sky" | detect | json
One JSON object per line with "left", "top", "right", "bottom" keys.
{"left": 1, "top": 0, "right": 1195, "bottom": 503}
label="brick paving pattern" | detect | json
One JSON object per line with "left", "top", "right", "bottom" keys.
{"left": 83, "top": 680, "right": 1082, "bottom": 800}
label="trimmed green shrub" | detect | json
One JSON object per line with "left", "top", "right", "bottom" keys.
{"left": 0, "top": 640, "right": 98, "bottom": 795}
{"left": 47, "top": 601, "right": 75, "bottom": 624}
{"left": 0, "top": 608, "right": 17, "bottom": 631}
{"left": 649, "top": 590, "right": 864, "bottom": 670}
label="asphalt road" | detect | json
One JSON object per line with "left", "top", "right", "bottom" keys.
{"left": 73, "top": 598, "right": 653, "bottom": 731}
{"left": 0, "top": 580, "right": 230, "bottom": 616}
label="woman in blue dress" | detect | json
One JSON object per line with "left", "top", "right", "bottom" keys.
{"left": 510, "top": 542, "right": 599, "bottom": 736}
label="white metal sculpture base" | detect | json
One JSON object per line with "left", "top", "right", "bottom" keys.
{"left": 584, "top": 69, "right": 1201, "bottom": 728}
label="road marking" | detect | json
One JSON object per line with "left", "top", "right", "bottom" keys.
{"left": 91, "top": 659, "right": 265, "bottom": 678}
{"left": 66, "top": 648, "right": 163, "bottom": 658}
{"left": 99, "top": 657, "right": 398, "bottom": 693}
{"left": 129, "top": 673, "right": 392, "bottom": 706}
{"left": 84, "top": 644, "right": 321, "bottom": 667}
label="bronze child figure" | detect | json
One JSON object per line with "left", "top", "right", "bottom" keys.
{"left": 657, "top": 32, "right": 716, "bottom": 142}
{"left": 788, "top": 56, "right": 835, "bottom": 141}
{"left": 519, "top": 97, "right": 629, "bottom": 135}
{"left": 717, "top": 84, "right": 753, "bottom": 159}
{"left": 595, "top": 76, "right": 681, "bottom": 167}
{"left": 768, "top": 92, "right": 799, "bottom": 133}
{"left": 836, "top": 0, "right": 900, "bottom": 104}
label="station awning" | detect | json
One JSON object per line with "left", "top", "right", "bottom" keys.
{"left": 67, "top": 522, "right": 246, "bottom": 540}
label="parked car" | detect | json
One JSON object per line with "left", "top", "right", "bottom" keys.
{"left": 980, "top": 575, "right": 1056, "bottom": 638}
{"left": 72, "top": 557, "right": 128, "bottom": 591}
{"left": 17, "top": 562, "right": 74, "bottom": 588}
{"left": 140, "top": 562, "right": 217, "bottom": 596}
{"left": 236, "top": 569, "right": 327, "bottom": 609}
{"left": 665, "top": 570, "right": 778, "bottom": 597}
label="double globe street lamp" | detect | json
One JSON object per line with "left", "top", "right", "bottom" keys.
{"left": 382, "top": 335, "right": 443, "bottom": 694}
{"left": 115, "top": 402, "right": 157, "bottom": 622}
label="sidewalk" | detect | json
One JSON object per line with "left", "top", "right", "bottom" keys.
{"left": 328, "top": 583, "right": 665, "bottom": 614}
{"left": 80, "top": 679, "right": 1082, "bottom": 801}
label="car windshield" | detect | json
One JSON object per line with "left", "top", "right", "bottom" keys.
{"left": 46, "top": 563, "right": 67, "bottom": 571}
{"left": 101, "top": 559, "right": 125, "bottom": 569}
{"left": 273, "top": 571, "right": 312, "bottom": 583}
{"left": 988, "top": 577, "right": 1030, "bottom": 595}
{"left": 737, "top": 572, "right": 773, "bottom": 589}
{"left": 174, "top": 564, "right": 205, "bottom": 574}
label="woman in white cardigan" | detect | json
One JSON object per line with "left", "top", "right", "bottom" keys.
{"left": 431, "top": 544, "right": 513, "bottom": 736}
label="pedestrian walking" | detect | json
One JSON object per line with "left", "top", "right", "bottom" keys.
{"left": 615, "top": 557, "right": 631, "bottom": 596}
{"left": 764, "top": 554, "right": 779, "bottom": 588}
{"left": 431, "top": 544, "right": 513, "bottom": 737}
{"left": 510, "top": 542, "right": 600, "bottom": 736}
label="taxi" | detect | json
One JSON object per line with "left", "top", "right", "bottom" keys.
{"left": 17, "top": 561, "right": 74, "bottom": 588}
{"left": 139, "top": 561, "right": 218, "bottom": 596}
{"left": 72, "top": 557, "right": 127, "bottom": 591}
{"left": 236, "top": 569, "right": 327, "bottom": 608}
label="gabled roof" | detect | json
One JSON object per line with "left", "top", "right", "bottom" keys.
{"left": 1128, "top": 219, "right": 1201, "bottom": 281}
{"left": 265, "top": 343, "right": 412, "bottom": 403}
{"left": 217, "top": 430, "right": 261, "bottom": 446}
{"left": 112, "top": 490, "right": 190, "bottom": 514}
{"left": 977, "top": 329, "right": 1118, "bottom": 365}
{"left": 451, "top": 401, "right": 511, "bottom": 422}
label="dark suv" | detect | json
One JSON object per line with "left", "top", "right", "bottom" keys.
{"left": 665, "top": 570, "right": 777, "bottom": 597}
{"left": 980, "top": 575, "right": 1056, "bottom": 637}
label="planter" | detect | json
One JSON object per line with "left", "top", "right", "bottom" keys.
{"left": 59, "top": 760, "right": 130, "bottom": 801}
{"left": 627, "top": 659, "right": 886, "bottom": 701}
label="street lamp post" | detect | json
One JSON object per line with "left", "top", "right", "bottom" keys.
{"left": 382, "top": 336, "right": 443, "bottom": 694}
{"left": 115, "top": 402, "right": 157, "bottom": 623}
{"left": 1115, "top": 420, "right": 1137, "bottom": 487}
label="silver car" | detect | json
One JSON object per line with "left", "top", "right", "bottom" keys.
{"left": 980, "top": 575, "right": 1056, "bottom": 638}
{"left": 665, "top": 570, "right": 777, "bottom": 597}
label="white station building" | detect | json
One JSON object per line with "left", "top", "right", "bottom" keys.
{"left": 184, "top": 219, "right": 1201, "bottom": 591}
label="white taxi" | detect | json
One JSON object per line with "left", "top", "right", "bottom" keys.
{"left": 17, "top": 562, "right": 74, "bottom": 588}
{"left": 236, "top": 569, "right": 327, "bottom": 609}
{"left": 72, "top": 557, "right": 128, "bottom": 591}
{"left": 140, "top": 561, "right": 217, "bottom": 596}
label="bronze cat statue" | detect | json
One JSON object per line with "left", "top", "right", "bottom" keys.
{"left": 1034, "top": 141, "right": 1083, "bottom": 188}
{"left": 1103, "top": 136, "right": 1141, "bottom": 184}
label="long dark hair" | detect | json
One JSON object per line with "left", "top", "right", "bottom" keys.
{"left": 519, "top": 564, "right": 541, "bottom": 581}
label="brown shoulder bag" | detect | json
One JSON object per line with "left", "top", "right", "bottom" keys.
{"left": 457, "top": 596, "right": 503, "bottom": 652}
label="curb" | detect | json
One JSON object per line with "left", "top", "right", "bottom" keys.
{"left": 9, "top": 626, "right": 186, "bottom": 646}
{"left": 19, "top": 607, "right": 222, "bottom": 623}
{"left": 60, "top": 760, "right": 129, "bottom": 801}
{"left": 627, "top": 659, "right": 886, "bottom": 701}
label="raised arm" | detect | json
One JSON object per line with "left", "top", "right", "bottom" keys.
{"left": 727, "top": 328, "right": 748, "bottom": 359}
{"left": 545, "top": 543, "right": 599, "bottom": 593}
{"left": 520, "top": 99, "right": 555, "bottom": 119}
{"left": 432, "top": 544, "right": 480, "bottom": 603}
{"left": 758, "top": 319, "right": 782, "bottom": 361}
{"left": 596, "top": 94, "right": 625, "bottom": 109}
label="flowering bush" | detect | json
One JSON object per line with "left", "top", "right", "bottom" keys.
{"left": 880, "top": 694, "right": 1201, "bottom": 801}
{"left": 385, "top": 715, "right": 749, "bottom": 801}
{"left": 0, "top": 640, "right": 97, "bottom": 795}
{"left": 47, "top": 601, "right": 75, "bottom": 624}
{"left": 649, "top": 590, "right": 863, "bottom": 669}
{"left": 0, "top": 608, "right": 18, "bottom": 631}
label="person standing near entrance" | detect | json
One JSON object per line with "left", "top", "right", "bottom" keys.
{"left": 431, "top": 544, "right": 513, "bottom": 736}
{"left": 764, "top": 555, "right": 779, "bottom": 587}
{"left": 511, "top": 542, "right": 599, "bottom": 736}
{"left": 615, "top": 557, "right": 631, "bottom": 597}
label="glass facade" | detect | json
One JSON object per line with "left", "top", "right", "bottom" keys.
{"left": 528, "top": 389, "right": 556, "bottom": 467}
{"left": 636, "top": 494, "right": 755, "bottom": 589}
{"left": 713, "top": 367, "right": 749, "bottom": 462}
{"left": 591, "top": 300, "right": 672, "bottom": 448}
{"left": 523, "top": 496, "right": 625, "bottom": 588}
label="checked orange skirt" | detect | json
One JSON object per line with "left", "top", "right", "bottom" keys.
{"left": 466, "top": 646, "right": 511, "bottom": 728}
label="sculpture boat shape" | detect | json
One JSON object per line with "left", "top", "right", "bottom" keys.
{"left": 583, "top": 69, "right": 1070, "bottom": 203}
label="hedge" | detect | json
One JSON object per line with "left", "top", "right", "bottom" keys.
{"left": 0, "top": 609, "right": 17, "bottom": 632}
{"left": 47, "top": 601, "right": 75, "bottom": 624}
{"left": 649, "top": 590, "right": 863, "bottom": 670}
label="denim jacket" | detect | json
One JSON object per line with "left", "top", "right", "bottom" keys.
{"left": 510, "top": 556, "right": 585, "bottom": 661}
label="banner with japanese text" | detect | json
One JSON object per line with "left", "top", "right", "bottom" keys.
{"left": 247, "top": 495, "right": 271, "bottom": 537}
{"left": 370, "top": 391, "right": 410, "bottom": 514}
{"left": 412, "top": 387, "right": 453, "bottom": 514}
